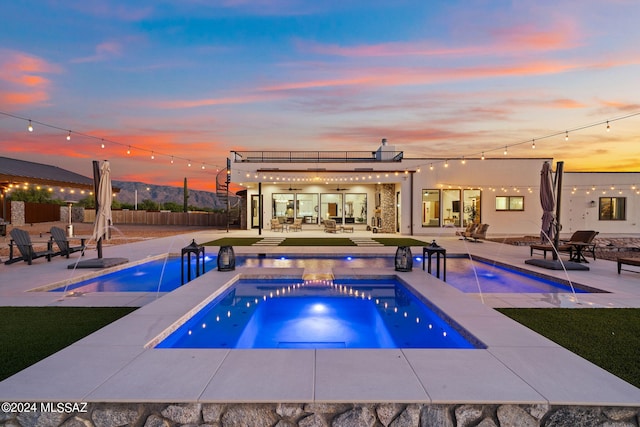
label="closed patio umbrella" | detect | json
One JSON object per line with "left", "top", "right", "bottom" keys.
{"left": 92, "top": 160, "right": 112, "bottom": 255}
{"left": 539, "top": 161, "right": 555, "bottom": 243}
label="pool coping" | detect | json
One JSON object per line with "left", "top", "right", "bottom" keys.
{"left": 1, "top": 265, "right": 638, "bottom": 406}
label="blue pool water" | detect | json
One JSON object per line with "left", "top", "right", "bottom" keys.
{"left": 156, "top": 278, "right": 480, "bottom": 349}
{"left": 49, "top": 255, "right": 597, "bottom": 294}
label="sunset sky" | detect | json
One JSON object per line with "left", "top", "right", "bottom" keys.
{"left": 1, "top": 0, "right": 639, "bottom": 192}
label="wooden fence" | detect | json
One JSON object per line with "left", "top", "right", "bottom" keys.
{"left": 83, "top": 209, "right": 231, "bottom": 227}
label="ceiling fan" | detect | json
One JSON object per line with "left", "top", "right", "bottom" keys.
{"left": 333, "top": 186, "right": 350, "bottom": 191}
{"left": 280, "top": 186, "right": 302, "bottom": 191}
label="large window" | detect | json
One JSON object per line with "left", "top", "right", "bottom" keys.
{"left": 462, "top": 189, "right": 481, "bottom": 226}
{"left": 421, "top": 189, "right": 440, "bottom": 227}
{"left": 345, "top": 194, "right": 367, "bottom": 224}
{"left": 272, "top": 193, "right": 294, "bottom": 222}
{"left": 599, "top": 197, "right": 626, "bottom": 220}
{"left": 320, "top": 193, "right": 343, "bottom": 223}
{"left": 442, "top": 189, "right": 461, "bottom": 226}
{"left": 295, "top": 193, "right": 318, "bottom": 224}
{"left": 495, "top": 196, "right": 524, "bottom": 211}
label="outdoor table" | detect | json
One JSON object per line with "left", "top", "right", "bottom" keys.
{"left": 422, "top": 244, "right": 446, "bottom": 281}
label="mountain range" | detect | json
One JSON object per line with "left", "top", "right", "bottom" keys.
{"left": 113, "top": 181, "right": 238, "bottom": 210}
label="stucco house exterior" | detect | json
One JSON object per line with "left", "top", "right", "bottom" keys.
{"left": 229, "top": 140, "right": 639, "bottom": 237}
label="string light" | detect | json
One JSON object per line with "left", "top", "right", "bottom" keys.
{"left": 565, "top": 131, "right": 569, "bottom": 141}
{"left": 531, "top": 139, "right": 535, "bottom": 149}
{"left": 66, "top": 131, "right": 71, "bottom": 141}
{"left": 461, "top": 156, "right": 466, "bottom": 164}
{"left": 127, "top": 146, "right": 131, "bottom": 155}
{"left": 100, "top": 139, "right": 105, "bottom": 149}
{"left": 503, "top": 146, "right": 508, "bottom": 155}
{"left": 481, "top": 152, "right": 485, "bottom": 160}
{"left": 606, "top": 121, "right": 610, "bottom": 132}
{"left": 151, "top": 151, "right": 155, "bottom": 160}
{"left": 27, "top": 120, "right": 33, "bottom": 132}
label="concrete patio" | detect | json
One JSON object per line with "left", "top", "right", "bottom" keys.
{"left": 1, "top": 226, "right": 639, "bottom": 424}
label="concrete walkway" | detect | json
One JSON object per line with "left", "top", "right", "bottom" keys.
{"left": 1, "top": 226, "right": 639, "bottom": 406}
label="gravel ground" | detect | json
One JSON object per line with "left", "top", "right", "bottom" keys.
{"left": 0, "top": 221, "right": 215, "bottom": 258}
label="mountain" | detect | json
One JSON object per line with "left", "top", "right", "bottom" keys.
{"left": 113, "top": 181, "right": 237, "bottom": 210}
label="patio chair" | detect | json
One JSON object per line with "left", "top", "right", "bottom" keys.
{"left": 457, "top": 223, "right": 478, "bottom": 240}
{"left": 530, "top": 230, "right": 598, "bottom": 260}
{"left": 469, "top": 224, "right": 489, "bottom": 242}
{"left": 50, "top": 226, "right": 86, "bottom": 258}
{"left": 6, "top": 228, "right": 54, "bottom": 265}
{"left": 289, "top": 218, "right": 303, "bottom": 232}
{"left": 270, "top": 218, "right": 284, "bottom": 232}
{"left": 324, "top": 219, "right": 338, "bottom": 233}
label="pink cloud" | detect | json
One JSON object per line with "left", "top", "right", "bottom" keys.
{"left": 0, "top": 49, "right": 60, "bottom": 106}
{"left": 72, "top": 41, "right": 123, "bottom": 63}
{"left": 149, "top": 92, "right": 285, "bottom": 109}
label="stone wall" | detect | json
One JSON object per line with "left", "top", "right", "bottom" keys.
{"left": 1, "top": 402, "right": 638, "bottom": 427}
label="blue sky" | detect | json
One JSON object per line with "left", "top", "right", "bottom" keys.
{"left": 1, "top": 0, "right": 639, "bottom": 191}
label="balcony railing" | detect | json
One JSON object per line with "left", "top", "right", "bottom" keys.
{"left": 231, "top": 150, "right": 403, "bottom": 163}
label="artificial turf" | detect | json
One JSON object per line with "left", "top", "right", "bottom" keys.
{"left": 0, "top": 307, "right": 136, "bottom": 381}
{"left": 497, "top": 308, "right": 640, "bottom": 388}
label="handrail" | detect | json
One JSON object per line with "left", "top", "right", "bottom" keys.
{"left": 231, "top": 150, "right": 403, "bottom": 163}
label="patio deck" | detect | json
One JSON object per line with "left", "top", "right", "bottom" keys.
{"left": 1, "top": 227, "right": 639, "bottom": 415}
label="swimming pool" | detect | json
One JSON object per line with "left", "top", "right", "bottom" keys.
{"left": 156, "top": 278, "right": 481, "bottom": 349}
{"left": 49, "top": 255, "right": 217, "bottom": 293}
{"left": 47, "top": 254, "right": 600, "bottom": 294}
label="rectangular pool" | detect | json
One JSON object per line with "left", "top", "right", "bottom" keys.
{"left": 156, "top": 278, "right": 482, "bottom": 349}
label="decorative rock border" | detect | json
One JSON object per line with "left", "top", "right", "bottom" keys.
{"left": 2, "top": 403, "right": 638, "bottom": 427}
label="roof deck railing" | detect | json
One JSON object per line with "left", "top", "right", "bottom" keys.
{"left": 231, "top": 150, "right": 403, "bottom": 163}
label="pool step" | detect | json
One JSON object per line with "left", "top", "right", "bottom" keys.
{"left": 350, "top": 237, "right": 384, "bottom": 247}
{"left": 253, "top": 237, "right": 286, "bottom": 246}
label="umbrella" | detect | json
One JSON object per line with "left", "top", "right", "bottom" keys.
{"left": 539, "top": 161, "right": 555, "bottom": 242}
{"left": 92, "top": 160, "right": 112, "bottom": 246}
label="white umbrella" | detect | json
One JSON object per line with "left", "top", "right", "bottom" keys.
{"left": 92, "top": 160, "right": 112, "bottom": 244}
{"left": 539, "top": 161, "right": 555, "bottom": 242}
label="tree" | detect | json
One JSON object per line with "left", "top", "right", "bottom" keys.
{"left": 9, "top": 188, "right": 62, "bottom": 204}
{"left": 139, "top": 199, "right": 159, "bottom": 211}
{"left": 183, "top": 178, "right": 189, "bottom": 212}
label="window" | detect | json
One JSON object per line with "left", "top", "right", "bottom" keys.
{"left": 345, "top": 194, "right": 367, "bottom": 223}
{"left": 599, "top": 197, "right": 626, "bottom": 220}
{"left": 442, "top": 189, "right": 461, "bottom": 226}
{"left": 421, "top": 189, "right": 440, "bottom": 227}
{"left": 462, "top": 189, "right": 481, "bottom": 226}
{"left": 495, "top": 196, "right": 524, "bottom": 211}
{"left": 296, "top": 193, "right": 318, "bottom": 224}
{"left": 272, "top": 193, "right": 294, "bottom": 222}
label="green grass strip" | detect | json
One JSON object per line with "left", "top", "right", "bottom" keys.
{"left": 202, "top": 237, "right": 263, "bottom": 246}
{"left": 0, "top": 307, "right": 137, "bottom": 381}
{"left": 497, "top": 308, "right": 640, "bottom": 388}
{"left": 372, "top": 238, "right": 430, "bottom": 246}
{"left": 280, "top": 238, "right": 356, "bottom": 246}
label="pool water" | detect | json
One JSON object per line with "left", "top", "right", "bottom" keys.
{"left": 50, "top": 256, "right": 217, "bottom": 293}
{"left": 156, "top": 278, "right": 480, "bottom": 349}
{"left": 49, "top": 255, "right": 597, "bottom": 294}
{"left": 445, "top": 258, "right": 590, "bottom": 293}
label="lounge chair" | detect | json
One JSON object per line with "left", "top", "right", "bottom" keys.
{"left": 289, "top": 218, "right": 303, "bottom": 232}
{"left": 50, "top": 226, "right": 86, "bottom": 258}
{"left": 469, "top": 224, "right": 489, "bottom": 242}
{"left": 530, "top": 230, "right": 598, "bottom": 260}
{"left": 324, "top": 219, "right": 338, "bottom": 233}
{"left": 270, "top": 218, "right": 284, "bottom": 232}
{"left": 457, "top": 223, "right": 478, "bottom": 240}
{"left": 6, "top": 228, "right": 54, "bottom": 265}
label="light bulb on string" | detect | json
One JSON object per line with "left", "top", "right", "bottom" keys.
{"left": 429, "top": 164, "right": 433, "bottom": 171}
{"left": 565, "top": 131, "right": 569, "bottom": 141}
{"left": 66, "top": 131, "right": 71, "bottom": 141}
{"left": 101, "top": 139, "right": 105, "bottom": 149}
{"left": 503, "top": 146, "right": 508, "bottom": 155}
{"left": 531, "top": 139, "right": 535, "bottom": 149}
{"left": 127, "top": 146, "right": 131, "bottom": 155}
{"left": 27, "top": 120, "right": 33, "bottom": 132}
{"left": 461, "top": 156, "right": 466, "bottom": 164}
{"left": 188, "top": 161, "right": 192, "bottom": 167}
{"left": 151, "top": 151, "right": 155, "bottom": 160}
{"left": 170, "top": 156, "right": 174, "bottom": 164}
{"left": 201, "top": 163, "right": 205, "bottom": 170}
{"left": 444, "top": 160, "right": 449, "bottom": 168}
{"left": 481, "top": 152, "right": 485, "bottom": 160}
{"left": 606, "top": 121, "right": 610, "bottom": 132}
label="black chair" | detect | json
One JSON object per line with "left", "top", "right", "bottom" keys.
{"left": 50, "top": 226, "right": 86, "bottom": 258}
{"left": 6, "top": 228, "right": 54, "bottom": 265}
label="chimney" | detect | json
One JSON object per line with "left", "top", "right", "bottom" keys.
{"left": 381, "top": 138, "right": 387, "bottom": 146}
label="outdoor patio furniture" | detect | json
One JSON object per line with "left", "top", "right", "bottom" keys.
{"left": 469, "top": 224, "right": 489, "bottom": 242}
{"left": 324, "top": 219, "right": 338, "bottom": 233}
{"left": 617, "top": 257, "right": 640, "bottom": 274}
{"left": 289, "top": 218, "right": 303, "bottom": 232}
{"left": 270, "top": 218, "right": 284, "bottom": 232}
{"left": 341, "top": 225, "right": 354, "bottom": 233}
{"left": 457, "top": 223, "right": 478, "bottom": 240}
{"left": 50, "top": 226, "right": 86, "bottom": 258}
{"left": 5, "top": 228, "right": 54, "bottom": 265}
{"left": 530, "top": 230, "right": 598, "bottom": 260}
